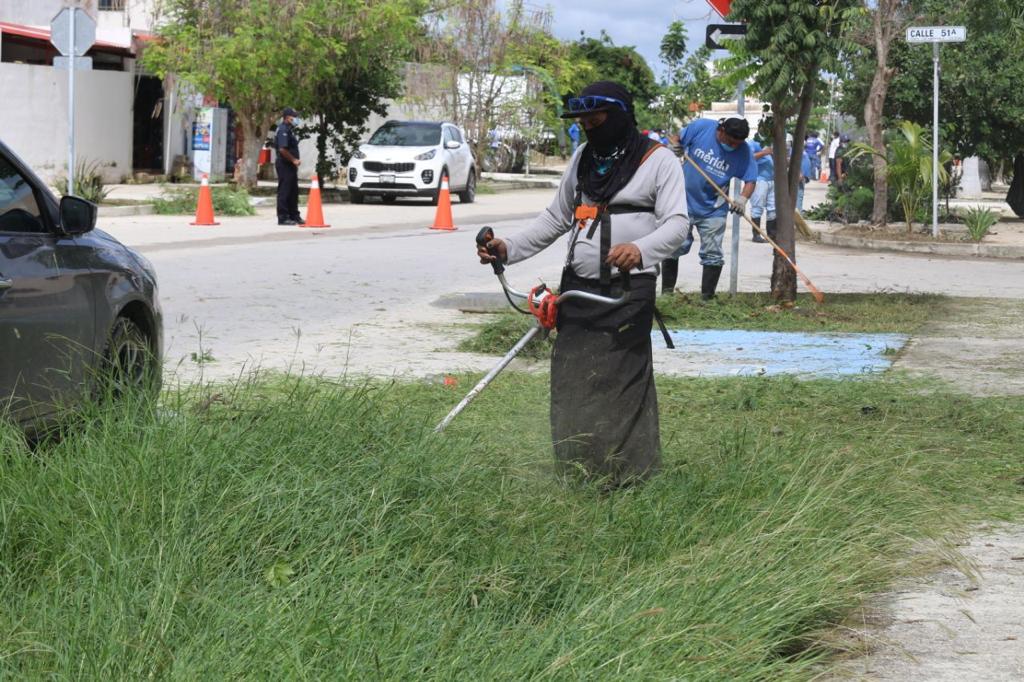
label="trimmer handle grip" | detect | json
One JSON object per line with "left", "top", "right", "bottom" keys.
{"left": 476, "top": 225, "right": 504, "bottom": 275}
{"left": 620, "top": 268, "right": 631, "bottom": 292}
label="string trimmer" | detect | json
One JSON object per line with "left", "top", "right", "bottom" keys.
{"left": 434, "top": 226, "right": 632, "bottom": 433}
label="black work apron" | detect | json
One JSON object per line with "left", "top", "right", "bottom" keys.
{"left": 550, "top": 270, "right": 660, "bottom": 486}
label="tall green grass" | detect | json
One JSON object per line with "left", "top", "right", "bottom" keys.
{"left": 1, "top": 374, "right": 1021, "bottom": 678}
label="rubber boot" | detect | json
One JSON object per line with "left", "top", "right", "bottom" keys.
{"left": 766, "top": 219, "right": 778, "bottom": 242}
{"left": 661, "top": 258, "right": 679, "bottom": 294}
{"left": 701, "top": 265, "right": 723, "bottom": 300}
{"left": 752, "top": 225, "right": 766, "bottom": 243}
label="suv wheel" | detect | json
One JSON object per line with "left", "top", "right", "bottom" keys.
{"left": 102, "top": 317, "right": 157, "bottom": 400}
{"left": 458, "top": 169, "right": 476, "bottom": 204}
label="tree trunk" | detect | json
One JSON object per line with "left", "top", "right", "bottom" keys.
{"left": 865, "top": 1, "right": 899, "bottom": 226}
{"left": 769, "top": 103, "right": 798, "bottom": 302}
{"left": 238, "top": 117, "right": 263, "bottom": 189}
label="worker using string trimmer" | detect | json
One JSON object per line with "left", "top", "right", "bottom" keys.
{"left": 476, "top": 81, "right": 688, "bottom": 486}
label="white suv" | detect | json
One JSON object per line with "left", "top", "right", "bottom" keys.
{"left": 346, "top": 121, "right": 477, "bottom": 205}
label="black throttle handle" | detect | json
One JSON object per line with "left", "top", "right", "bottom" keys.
{"left": 476, "top": 226, "right": 504, "bottom": 275}
{"left": 620, "top": 267, "right": 632, "bottom": 292}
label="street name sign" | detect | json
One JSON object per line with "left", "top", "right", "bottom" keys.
{"left": 706, "top": 23, "right": 746, "bottom": 51}
{"left": 905, "top": 26, "right": 968, "bottom": 237}
{"left": 906, "top": 26, "right": 966, "bottom": 43}
{"left": 706, "top": 0, "right": 732, "bottom": 19}
{"left": 50, "top": 7, "right": 95, "bottom": 56}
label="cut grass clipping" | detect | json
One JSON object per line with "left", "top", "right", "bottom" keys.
{"left": 460, "top": 293, "right": 949, "bottom": 358}
{"left": 1, "top": 374, "right": 1022, "bottom": 678}
{"left": 153, "top": 185, "right": 256, "bottom": 216}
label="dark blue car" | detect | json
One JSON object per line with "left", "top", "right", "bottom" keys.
{"left": 0, "top": 140, "right": 162, "bottom": 436}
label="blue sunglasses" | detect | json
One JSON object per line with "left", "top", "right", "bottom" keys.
{"left": 565, "top": 95, "right": 629, "bottom": 115}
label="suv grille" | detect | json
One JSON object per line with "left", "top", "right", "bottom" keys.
{"left": 364, "top": 162, "right": 415, "bottom": 173}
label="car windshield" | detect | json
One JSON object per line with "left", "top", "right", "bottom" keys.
{"left": 368, "top": 123, "right": 442, "bottom": 147}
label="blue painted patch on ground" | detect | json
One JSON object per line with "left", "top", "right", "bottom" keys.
{"left": 654, "top": 329, "right": 908, "bottom": 378}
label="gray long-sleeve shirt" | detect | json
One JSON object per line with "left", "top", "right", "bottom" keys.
{"left": 504, "top": 145, "right": 689, "bottom": 279}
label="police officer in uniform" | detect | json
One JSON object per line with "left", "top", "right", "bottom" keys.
{"left": 275, "top": 107, "right": 302, "bottom": 225}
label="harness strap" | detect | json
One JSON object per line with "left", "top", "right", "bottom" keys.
{"left": 599, "top": 211, "right": 612, "bottom": 295}
{"left": 653, "top": 307, "right": 674, "bottom": 349}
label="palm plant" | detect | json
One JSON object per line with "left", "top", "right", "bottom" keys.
{"left": 850, "top": 121, "right": 952, "bottom": 232}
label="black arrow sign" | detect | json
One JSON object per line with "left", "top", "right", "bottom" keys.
{"left": 706, "top": 23, "right": 747, "bottom": 51}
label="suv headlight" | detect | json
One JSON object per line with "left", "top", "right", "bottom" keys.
{"left": 414, "top": 149, "right": 436, "bottom": 161}
{"left": 352, "top": 149, "right": 367, "bottom": 160}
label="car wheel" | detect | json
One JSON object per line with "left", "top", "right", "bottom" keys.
{"left": 458, "top": 169, "right": 476, "bottom": 204}
{"left": 102, "top": 317, "right": 157, "bottom": 401}
{"left": 349, "top": 189, "right": 365, "bottom": 204}
{"left": 381, "top": 195, "right": 397, "bottom": 204}
{"left": 431, "top": 168, "right": 449, "bottom": 206}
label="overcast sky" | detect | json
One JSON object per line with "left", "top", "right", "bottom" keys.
{"left": 533, "top": 0, "right": 727, "bottom": 78}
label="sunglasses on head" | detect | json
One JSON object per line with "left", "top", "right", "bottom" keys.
{"left": 566, "top": 95, "right": 629, "bottom": 115}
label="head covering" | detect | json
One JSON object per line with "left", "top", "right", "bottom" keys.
{"left": 282, "top": 107, "right": 298, "bottom": 118}
{"left": 561, "top": 81, "right": 635, "bottom": 120}
{"left": 720, "top": 117, "right": 750, "bottom": 140}
{"left": 569, "top": 81, "right": 652, "bottom": 203}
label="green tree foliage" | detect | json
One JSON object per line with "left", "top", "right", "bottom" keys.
{"left": 658, "top": 21, "right": 732, "bottom": 124}
{"left": 144, "top": 0, "right": 425, "bottom": 187}
{"left": 729, "top": 0, "right": 858, "bottom": 301}
{"left": 569, "top": 31, "right": 658, "bottom": 117}
{"left": 838, "top": 0, "right": 1024, "bottom": 165}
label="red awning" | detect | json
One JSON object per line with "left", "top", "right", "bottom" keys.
{"left": 0, "top": 21, "right": 133, "bottom": 53}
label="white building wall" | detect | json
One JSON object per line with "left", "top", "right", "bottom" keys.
{"left": 0, "top": 0, "right": 65, "bottom": 25}
{"left": 0, "top": 62, "right": 133, "bottom": 184}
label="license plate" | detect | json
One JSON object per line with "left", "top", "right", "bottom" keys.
{"left": 380, "top": 173, "right": 395, "bottom": 184}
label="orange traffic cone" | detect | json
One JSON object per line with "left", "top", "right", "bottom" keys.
{"left": 300, "top": 174, "right": 330, "bottom": 228}
{"left": 820, "top": 170, "right": 828, "bottom": 183}
{"left": 429, "top": 174, "right": 456, "bottom": 231}
{"left": 190, "top": 174, "right": 220, "bottom": 226}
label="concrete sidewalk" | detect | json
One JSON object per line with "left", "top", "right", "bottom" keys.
{"left": 95, "top": 189, "right": 555, "bottom": 252}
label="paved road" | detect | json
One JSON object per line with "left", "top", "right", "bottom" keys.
{"left": 97, "top": 187, "right": 1024, "bottom": 382}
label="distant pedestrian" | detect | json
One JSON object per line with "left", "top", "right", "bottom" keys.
{"left": 828, "top": 131, "right": 841, "bottom": 185}
{"left": 275, "top": 107, "right": 303, "bottom": 226}
{"left": 804, "top": 132, "right": 823, "bottom": 181}
{"left": 833, "top": 134, "right": 851, "bottom": 186}
{"left": 567, "top": 121, "right": 581, "bottom": 154}
{"left": 797, "top": 148, "right": 813, "bottom": 214}
{"left": 747, "top": 138, "right": 775, "bottom": 242}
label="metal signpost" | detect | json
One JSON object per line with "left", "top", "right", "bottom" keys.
{"left": 906, "top": 25, "right": 966, "bottom": 237}
{"left": 705, "top": 14, "right": 746, "bottom": 293}
{"left": 50, "top": 6, "right": 95, "bottom": 196}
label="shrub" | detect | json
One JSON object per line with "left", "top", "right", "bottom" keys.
{"left": 153, "top": 186, "right": 256, "bottom": 216}
{"left": 962, "top": 206, "right": 999, "bottom": 242}
{"left": 54, "top": 159, "right": 111, "bottom": 204}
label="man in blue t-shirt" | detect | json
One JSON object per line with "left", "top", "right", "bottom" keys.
{"left": 747, "top": 138, "right": 776, "bottom": 243}
{"left": 664, "top": 117, "right": 757, "bottom": 299}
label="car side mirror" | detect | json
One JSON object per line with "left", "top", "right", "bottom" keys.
{"left": 445, "top": 141, "right": 462, "bottom": 150}
{"left": 59, "top": 195, "right": 97, "bottom": 235}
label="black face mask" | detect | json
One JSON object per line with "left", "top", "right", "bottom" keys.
{"left": 583, "top": 108, "right": 633, "bottom": 154}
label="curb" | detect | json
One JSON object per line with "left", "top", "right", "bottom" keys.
{"left": 818, "top": 231, "right": 1024, "bottom": 260}
{"left": 98, "top": 204, "right": 155, "bottom": 217}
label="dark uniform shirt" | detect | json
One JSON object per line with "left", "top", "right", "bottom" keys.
{"left": 276, "top": 122, "right": 299, "bottom": 160}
